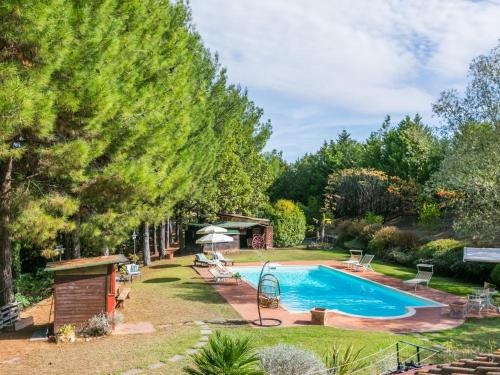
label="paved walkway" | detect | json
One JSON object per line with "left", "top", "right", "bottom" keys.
{"left": 120, "top": 320, "right": 212, "bottom": 375}
{"left": 194, "top": 260, "right": 497, "bottom": 332}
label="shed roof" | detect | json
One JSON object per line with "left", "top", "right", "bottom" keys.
{"left": 218, "top": 213, "right": 270, "bottom": 224}
{"left": 187, "top": 222, "right": 265, "bottom": 230}
{"left": 45, "top": 254, "right": 127, "bottom": 272}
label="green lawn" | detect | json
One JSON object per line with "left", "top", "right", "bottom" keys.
{"left": 231, "top": 248, "right": 482, "bottom": 296}
{"left": 9, "top": 249, "right": 496, "bottom": 374}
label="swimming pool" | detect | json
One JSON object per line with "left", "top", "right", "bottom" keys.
{"left": 228, "top": 265, "right": 443, "bottom": 318}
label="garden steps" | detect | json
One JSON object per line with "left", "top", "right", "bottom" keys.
{"left": 416, "top": 349, "right": 500, "bottom": 374}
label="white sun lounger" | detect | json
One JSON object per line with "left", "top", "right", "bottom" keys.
{"left": 213, "top": 251, "right": 234, "bottom": 266}
{"left": 353, "top": 254, "right": 375, "bottom": 272}
{"left": 209, "top": 261, "right": 233, "bottom": 283}
{"left": 194, "top": 253, "right": 217, "bottom": 267}
{"left": 403, "top": 264, "right": 433, "bottom": 291}
{"left": 341, "top": 250, "right": 363, "bottom": 269}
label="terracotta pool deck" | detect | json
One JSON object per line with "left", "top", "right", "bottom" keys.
{"left": 194, "top": 260, "right": 498, "bottom": 332}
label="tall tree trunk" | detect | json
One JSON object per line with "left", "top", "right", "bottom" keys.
{"left": 72, "top": 212, "right": 81, "bottom": 259}
{"left": 153, "top": 223, "right": 158, "bottom": 255}
{"left": 169, "top": 218, "right": 174, "bottom": 245}
{"left": 160, "top": 220, "right": 166, "bottom": 259}
{"left": 175, "top": 220, "right": 181, "bottom": 243}
{"left": 143, "top": 222, "right": 151, "bottom": 266}
{"left": 0, "top": 157, "right": 14, "bottom": 306}
{"left": 166, "top": 216, "right": 170, "bottom": 249}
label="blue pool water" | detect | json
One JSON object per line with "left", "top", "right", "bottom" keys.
{"left": 228, "top": 265, "right": 441, "bottom": 318}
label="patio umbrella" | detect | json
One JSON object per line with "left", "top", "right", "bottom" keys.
{"left": 196, "top": 225, "right": 227, "bottom": 235}
{"left": 196, "top": 232, "right": 234, "bottom": 253}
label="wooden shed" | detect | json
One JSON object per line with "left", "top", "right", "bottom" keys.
{"left": 183, "top": 214, "right": 273, "bottom": 254}
{"left": 45, "top": 255, "right": 127, "bottom": 332}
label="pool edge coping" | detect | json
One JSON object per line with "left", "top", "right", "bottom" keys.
{"left": 228, "top": 263, "right": 446, "bottom": 320}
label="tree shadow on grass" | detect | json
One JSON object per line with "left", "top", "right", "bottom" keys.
{"left": 143, "top": 277, "right": 181, "bottom": 284}
{"left": 149, "top": 264, "right": 181, "bottom": 269}
{"left": 174, "top": 281, "right": 228, "bottom": 304}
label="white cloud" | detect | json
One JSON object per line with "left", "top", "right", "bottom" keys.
{"left": 189, "top": 0, "right": 500, "bottom": 159}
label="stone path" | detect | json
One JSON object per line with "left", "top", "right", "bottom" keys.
{"left": 120, "top": 320, "right": 212, "bottom": 374}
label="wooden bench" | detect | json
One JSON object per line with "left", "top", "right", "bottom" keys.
{"left": 115, "top": 287, "right": 131, "bottom": 309}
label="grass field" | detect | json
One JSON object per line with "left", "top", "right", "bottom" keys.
{"left": 2, "top": 248, "right": 497, "bottom": 374}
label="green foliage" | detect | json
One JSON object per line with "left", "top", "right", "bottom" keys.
{"left": 362, "top": 115, "right": 443, "bottom": 184}
{"left": 14, "top": 293, "right": 31, "bottom": 309}
{"left": 57, "top": 324, "right": 75, "bottom": 337}
{"left": 269, "top": 131, "right": 363, "bottom": 222}
{"left": 368, "top": 226, "right": 420, "bottom": 257}
{"left": 358, "top": 224, "right": 383, "bottom": 244}
{"left": 127, "top": 254, "right": 139, "bottom": 264}
{"left": 335, "top": 220, "right": 364, "bottom": 244}
{"left": 13, "top": 272, "right": 53, "bottom": 309}
{"left": 428, "top": 122, "right": 499, "bottom": 243}
{"left": 418, "top": 202, "right": 441, "bottom": 229}
{"left": 81, "top": 313, "right": 112, "bottom": 337}
{"left": 361, "top": 212, "right": 384, "bottom": 225}
{"left": 324, "top": 168, "right": 420, "bottom": 219}
{"left": 184, "top": 331, "right": 263, "bottom": 375}
{"left": 416, "top": 239, "right": 493, "bottom": 281}
{"left": 490, "top": 265, "right": 500, "bottom": 287}
{"left": 433, "top": 41, "right": 499, "bottom": 131}
{"left": 323, "top": 343, "right": 365, "bottom": 375}
{"left": 343, "top": 238, "right": 365, "bottom": 251}
{"left": 268, "top": 200, "right": 306, "bottom": 247}
{"left": 258, "top": 344, "right": 326, "bottom": 375}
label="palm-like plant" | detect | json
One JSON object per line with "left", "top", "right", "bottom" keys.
{"left": 323, "top": 343, "right": 364, "bottom": 375}
{"left": 184, "top": 331, "right": 264, "bottom": 375}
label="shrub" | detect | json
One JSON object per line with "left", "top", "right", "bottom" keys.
{"left": 80, "top": 313, "right": 112, "bottom": 337}
{"left": 56, "top": 324, "right": 75, "bottom": 344}
{"left": 386, "top": 250, "right": 415, "bottom": 265}
{"left": 368, "top": 226, "right": 420, "bottom": 257}
{"left": 343, "top": 238, "right": 365, "bottom": 251}
{"left": 268, "top": 200, "right": 306, "bottom": 247}
{"left": 358, "top": 223, "right": 383, "bottom": 243}
{"left": 185, "top": 331, "right": 263, "bottom": 375}
{"left": 490, "top": 265, "right": 500, "bottom": 287}
{"left": 323, "top": 343, "right": 364, "bottom": 375}
{"left": 361, "top": 212, "right": 384, "bottom": 225}
{"left": 13, "top": 271, "right": 53, "bottom": 309}
{"left": 336, "top": 220, "right": 364, "bottom": 244}
{"left": 128, "top": 253, "right": 139, "bottom": 264}
{"left": 418, "top": 202, "right": 441, "bottom": 229}
{"left": 259, "top": 344, "right": 326, "bottom": 375}
{"left": 416, "top": 239, "right": 493, "bottom": 281}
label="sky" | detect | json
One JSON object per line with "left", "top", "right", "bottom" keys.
{"left": 189, "top": 0, "right": 500, "bottom": 161}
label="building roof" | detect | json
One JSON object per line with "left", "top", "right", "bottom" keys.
{"left": 187, "top": 222, "right": 265, "bottom": 230}
{"left": 45, "top": 254, "right": 128, "bottom": 272}
{"left": 216, "top": 221, "right": 265, "bottom": 229}
{"left": 218, "top": 212, "right": 270, "bottom": 224}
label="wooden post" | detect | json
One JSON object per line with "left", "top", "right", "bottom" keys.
{"left": 143, "top": 222, "right": 151, "bottom": 266}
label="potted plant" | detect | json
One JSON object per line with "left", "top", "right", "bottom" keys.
{"left": 56, "top": 324, "right": 76, "bottom": 343}
{"left": 449, "top": 300, "right": 468, "bottom": 318}
{"left": 233, "top": 272, "right": 242, "bottom": 284}
{"left": 311, "top": 307, "right": 328, "bottom": 325}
